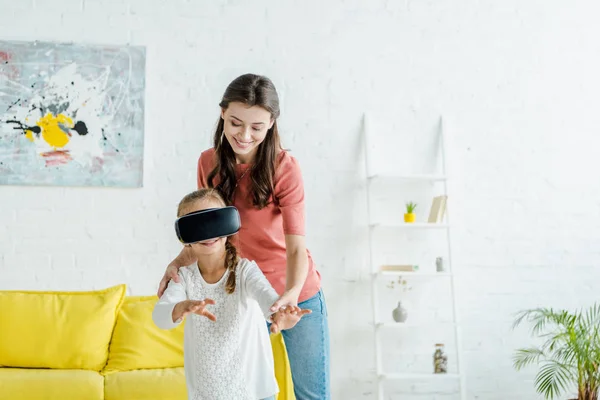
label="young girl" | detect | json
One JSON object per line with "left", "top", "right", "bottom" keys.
{"left": 153, "top": 188, "right": 310, "bottom": 400}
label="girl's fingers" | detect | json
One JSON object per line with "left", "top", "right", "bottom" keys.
{"left": 182, "top": 299, "right": 217, "bottom": 321}
{"left": 189, "top": 299, "right": 215, "bottom": 307}
{"left": 283, "top": 307, "right": 311, "bottom": 317}
{"left": 270, "top": 322, "right": 280, "bottom": 334}
{"left": 201, "top": 309, "right": 217, "bottom": 321}
{"left": 285, "top": 306, "right": 301, "bottom": 315}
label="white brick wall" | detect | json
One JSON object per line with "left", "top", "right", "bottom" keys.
{"left": 2, "top": 0, "right": 600, "bottom": 398}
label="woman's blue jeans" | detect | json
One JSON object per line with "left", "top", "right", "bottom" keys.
{"left": 269, "top": 289, "right": 331, "bottom": 400}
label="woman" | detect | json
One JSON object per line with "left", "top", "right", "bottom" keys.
{"left": 157, "top": 73, "right": 330, "bottom": 400}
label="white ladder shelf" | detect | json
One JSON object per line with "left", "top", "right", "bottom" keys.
{"left": 362, "top": 113, "right": 466, "bottom": 400}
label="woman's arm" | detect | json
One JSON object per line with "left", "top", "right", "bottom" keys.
{"left": 242, "top": 260, "right": 310, "bottom": 333}
{"left": 285, "top": 234, "right": 309, "bottom": 299}
{"left": 157, "top": 246, "right": 198, "bottom": 297}
{"left": 269, "top": 235, "right": 309, "bottom": 311}
{"left": 269, "top": 154, "right": 310, "bottom": 311}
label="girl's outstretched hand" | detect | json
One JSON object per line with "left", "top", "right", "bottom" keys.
{"left": 172, "top": 299, "right": 216, "bottom": 323}
{"left": 270, "top": 306, "right": 312, "bottom": 334}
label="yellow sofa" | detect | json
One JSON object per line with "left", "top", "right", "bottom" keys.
{"left": 0, "top": 284, "right": 295, "bottom": 400}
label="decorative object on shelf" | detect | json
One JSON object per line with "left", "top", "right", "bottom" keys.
{"left": 427, "top": 195, "right": 448, "bottom": 223}
{"left": 512, "top": 303, "right": 600, "bottom": 400}
{"left": 397, "top": 277, "right": 412, "bottom": 293}
{"left": 436, "top": 257, "right": 445, "bottom": 272}
{"left": 384, "top": 276, "right": 413, "bottom": 292}
{"left": 392, "top": 301, "right": 408, "bottom": 323}
{"left": 404, "top": 202, "right": 417, "bottom": 223}
{"left": 380, "top": 264, "right": 416, "bottom": 272}
{"left": 433, "top": 343, "right": 448, "bottom": 374}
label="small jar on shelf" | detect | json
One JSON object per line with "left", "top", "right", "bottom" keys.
{"left": 433, "top": 343, "right": 448, "bottom": 374}
{"left": 435, "top": 257, "right": 445, "bottom": 272}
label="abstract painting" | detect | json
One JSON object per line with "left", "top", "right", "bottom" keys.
{"left": 0, "top": 40, "right": 146, "bottom": 187}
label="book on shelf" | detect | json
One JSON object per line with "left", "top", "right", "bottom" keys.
{"left": 427, "top": 195, "right": 448, "bottom": 223}
{"left": 380, "top": 264, "right": 417, "bottom": 272}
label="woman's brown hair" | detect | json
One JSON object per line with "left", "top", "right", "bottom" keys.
{"left": 206, "top": 73, "right": 282, "bottom": 209}
{"left": 177, "top": 189, "right": 239, "bottom": 294}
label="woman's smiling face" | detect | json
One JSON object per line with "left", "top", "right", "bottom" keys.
{"left": 221, "top": 102, "right": 274, "bottom": 164}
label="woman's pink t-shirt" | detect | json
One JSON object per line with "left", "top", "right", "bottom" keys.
{"left": 197, "top": 148, "right": 321, "bottom": 303}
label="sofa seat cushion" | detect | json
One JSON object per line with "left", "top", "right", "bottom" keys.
{"left": 0, "top": 284, "right": 126, "bottom": 370}
{"left": 104, "top": 367, "right": 187, "bottom": 400}
{"left": 0, "top": 368, "right": 103, "bottom": 400}
{"left": 271, "top": 332, "right": 295, "bottom": 400}
{"left": 103, "top": 296, "right": 185, "bottom": 374}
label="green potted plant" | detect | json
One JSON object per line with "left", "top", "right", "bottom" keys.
{"left": 512, "top": 304, "right": 600, "bottom": 400}
{"left": 404, "top": 202, "right": 417, "bottom": 223}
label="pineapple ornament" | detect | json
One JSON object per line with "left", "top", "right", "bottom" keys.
{"left": 404, "top": 202, "right": 417, "bottom": 223}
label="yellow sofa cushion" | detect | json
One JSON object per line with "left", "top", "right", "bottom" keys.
{"left": 271, "top": 332, "right": 296, "bottom": 400}
{"left": 0, "top": 284, "right": 126, "bottom": 370}
{"left": 103, "top": 295, "right": 185, "bottom": 373}
{"left": 104, "top": 367, "right": 187, "bottom": 400}
{"left": 0, "top": 368, "right": 104, "bottom": 400}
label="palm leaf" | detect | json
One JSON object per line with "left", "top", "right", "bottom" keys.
{"left": 514, "top": 347, "right": 546, "bottom": 370}
{"left": 553, "top": 345, "right": 578, "bottom": 369}
{"left": 513, "top": 308, "right": 574, "bottom": 336}
{"left": 535, "top": 361, "right": 573, "bottom": 399}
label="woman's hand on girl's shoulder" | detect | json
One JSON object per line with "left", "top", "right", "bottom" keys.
{"left": 158, "top": 247, "right": 199, "bottom": 297}
{"left": 157, "top": 264, "right": 181, "bottom": 297}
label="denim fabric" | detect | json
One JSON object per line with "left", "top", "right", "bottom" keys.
{"left": 269, "top": 289, "right": 331, "bottom": 400}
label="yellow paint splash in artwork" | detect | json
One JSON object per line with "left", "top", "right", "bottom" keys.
{"left": 25, "top": 130, "right": 34, "bottom": 142}
{"left": 37, "top": 113, "right": 73, "bottom": 148}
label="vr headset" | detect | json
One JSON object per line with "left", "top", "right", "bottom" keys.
{"left": 175, "top": 206, "right": 241, "bottom": 245}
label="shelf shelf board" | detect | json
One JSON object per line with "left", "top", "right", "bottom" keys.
{"left": 370, "top": 222, "right": 450, "bottom": 229}
{"left": 376, "top": 271, "right": 453, "bottom": 277}
{"left": 375, "top": 321, "right": 456, "bottom": 329}
{"left": 378, "top": 372, "right": 461, "bottom": 380}
{"left": 368, "top": 174, "right": 447, "bottom": 182}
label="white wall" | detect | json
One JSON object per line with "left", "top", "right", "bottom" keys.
{"left": 2, "top": 0, "right": 600, "bottom": 399}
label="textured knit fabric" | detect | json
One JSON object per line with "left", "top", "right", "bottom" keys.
{"left": 153, "top": 259, "right": 279, "bottom": 400}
